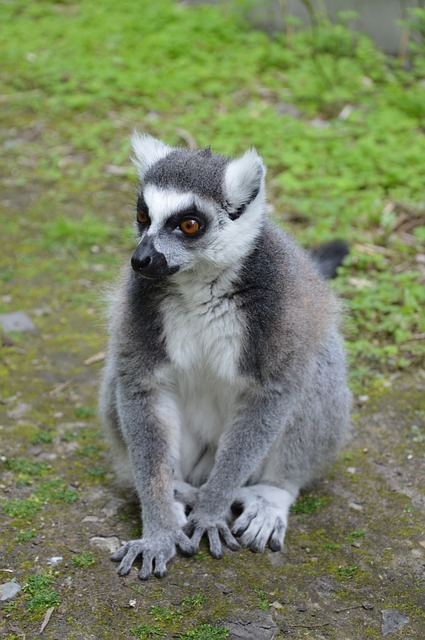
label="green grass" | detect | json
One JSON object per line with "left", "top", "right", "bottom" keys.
{"left": 15, "top": 529, "right": 37, "bottom": 542}
{"left": 34, "top": 480, "right": 79, "bottom": 504}
{"left": 71, "top": 552, "right": 96, "bottom": 569}
{"left": 23, "top": 574, "right": 60, "bottom": 611}
{"left": 292, "top": 495, "right": 325, "bottom": 515}
{"left": 1, "top": 0, "right": 423, "bottom": 391}
{"left": 179, "top": 625, "right": 229, "bottom": 640}
{"left": 2, "top": 499, "right": 42, "bottom": 519}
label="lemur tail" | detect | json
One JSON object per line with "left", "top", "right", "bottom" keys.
{"left": 309, "top": 239, "right": 349, "bottom": 279}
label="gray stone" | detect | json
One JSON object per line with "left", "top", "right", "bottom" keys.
{"left": 0, "top": 311, "right": 36, "bottom": 333}
{"left": 0, "top": 581, "right": 21, "bottom": 601}
{"left": 381, "top": 609, "right": 410, "bottom": 637}
{"left": 225, "top": 613, "right": 279, "bottom": 640}
{"left": 89, "top": 536, "right": 121, "bottom": 553}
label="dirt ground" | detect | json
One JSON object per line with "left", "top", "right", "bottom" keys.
{"left": 0, "top": 181, "right": 424, "bottom": 639}
{"left": 1, "top": 315, "right": 424, "bottom": 640}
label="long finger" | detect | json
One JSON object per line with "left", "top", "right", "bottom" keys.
{"left": 139, "top": 550, "right": 154, "bottom": 580}
{"left": 218, "top": 523, "right": 240, "bottom": 551}
{"left": 111, "top": 542, "right": 129, "bottom": 562}
{"left": 207, "top": 526, "right": 223, "bottom": 559}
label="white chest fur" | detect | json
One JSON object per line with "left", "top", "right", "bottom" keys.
{"left": 159, "top": 273, "right": 246, "bottom": 484}
{"left": 160, "top": 273, "right": 243, "bottom": 381}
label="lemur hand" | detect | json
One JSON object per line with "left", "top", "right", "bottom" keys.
{"left": 111, "top": 529, "right": 195, "bottom": 580}
{"left": 183, "top": 506, "right": 240, "bottom": 559}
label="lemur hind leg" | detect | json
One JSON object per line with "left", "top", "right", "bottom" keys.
{"left": 232, "top": 484, "right": 299, "bottom": 552}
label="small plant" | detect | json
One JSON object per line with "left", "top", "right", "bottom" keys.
{"left": 71, "top": 552, "right": 96, "bottom": 568}
{"left": 181, "top": 593, "right": 207, "bottom": 608}
{"left": 3, "top": 499, "right": 41, "bottom": 518}
{"left": 23, "top": 574, "right": 60, "bottom": 611}
{"left": 34, "top": 479, "right": 78, "bottom": 504}
{"left": 74, "top": 406, "right": 97, "bottom": 419}
{"left": 149, "top": 605, "right": 183, "bottom": 623}
{"left": 15, "top": 529, "right": 37, "bottom": 542}
{"left": 5, "top": 458, "right": 50, "bottom": 478}
{"left": 336, "top": 564, "right": 359, "bottom": 579}
{"left": 131, "top": 624, "right": 164, "bottom": 640}
{"left": 346, "top": 529, "right": 366, "bottom": 545}
{"left": 253, "top": 587, "right": 269, "bottom": 610}
{"left": 292, "top": 495, "right": 325, "bottom": 515}
{"left": 30, "top": 430, "right": 54, "bottom": 445}
{"left": 179, "top": 625, "right": 229, "bottom": 640}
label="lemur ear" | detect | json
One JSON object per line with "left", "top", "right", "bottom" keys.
{"left": 131, "top": 132, "right": 173, "bottom": 180}
{"left": 224, "top": 148, "right": 265, "bottom": 220}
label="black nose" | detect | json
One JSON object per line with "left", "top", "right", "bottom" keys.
{"left": 131, "top": 240, "right": 178, "bottom": 277}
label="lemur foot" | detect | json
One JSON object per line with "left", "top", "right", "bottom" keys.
{"left": 232, "top": 484, "right": 297, "bottom": 553}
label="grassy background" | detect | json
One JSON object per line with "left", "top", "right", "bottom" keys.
{"left": 1, "top": 0, "right": 424, "bottom": 389}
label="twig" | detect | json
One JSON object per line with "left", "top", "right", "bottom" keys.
{"left": 49, "top": 380, "right": 72, "bottom": 398}
{"left": 83, "top": 351, "right": 105, "bottom": 366}
{"left": 40, "top": 607, "right": 55, "bottom": 633}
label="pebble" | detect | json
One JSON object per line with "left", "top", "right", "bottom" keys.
{"left": 82, "top": 515, "right": 103, "bottom": 523}
{"left": 0, "top": 311, "right": 36, "bottom": 333}
{"left": 348, "top": 502, "right": 363, "bottom": 511}
{"left": 381, "top": 609, "right": 410, "bottom": 637}
{"left": 101, "top": 498, "right": 126, "bottom": 518}
{"left": 0, "top": 581, "right": 21, "bottom": 601}
{"left": 90, "top": 536, "right": 121, "bottom": 553}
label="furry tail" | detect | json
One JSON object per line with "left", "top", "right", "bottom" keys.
{"left": 309, "top": 239, "right": 349, "bottom": 279}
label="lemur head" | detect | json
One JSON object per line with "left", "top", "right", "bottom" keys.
{"left": 130, "top": 133, "right": 266, "bottom": 278}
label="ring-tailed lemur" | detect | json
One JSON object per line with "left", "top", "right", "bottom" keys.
{"left": 99, "top": 133, "right": 351, "bottom": 580}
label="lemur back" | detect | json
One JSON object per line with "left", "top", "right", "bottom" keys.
{"left": 99, "top": 133, "right": 351, "bottom": 580}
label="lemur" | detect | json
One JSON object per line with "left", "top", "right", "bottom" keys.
{"left": 99, "top": 133, "right": 351, "bottom": 580}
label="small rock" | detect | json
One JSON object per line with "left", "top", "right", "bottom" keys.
{"left": 0, "top": 311, "right": 36, "bottom": 333}
{"left": 46, "top": 556, "right": 63, "bottom": 565}
{"left": 357, "top": 394, "right": 369, "bottom": 403}
{"left": 90, "top": 536, "right": 121, "bottom": 553}
{"left": 276, "top": 102, "right": 301, "bottom": 118}
{"left": 381, "top": 609, "right": 410, "bottom": 637}
{"left": 225, "top": 612, "right": 279, "bottom": 639}
{"left": 101, "top": 498, "right": 126, "bottom": 518}
{"left": 7, "top": 402, "right": 32, "bottom": 419}
{"left": 310, "top": 118, "right": 330, "bottom": 129}
{"left": 270, "top": 601, "right": 283, "bottom": 609}
{"left": 347, "top": 467, "right": 356, "bottom": 474}
{"left": 82, "top": 516, "right": 103, "bottom": 523}
{"left": 349, "top": 502, "right": 363, "bottom": 512}
{"left": 0, "top": 581, "right": 21, "bottom": 601}
{"left": 338, "top": 104, "right": 354, "bottom": 120}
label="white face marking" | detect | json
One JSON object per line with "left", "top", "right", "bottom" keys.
{"left": 143, "top": 185, "right": 195, "bottom": 235}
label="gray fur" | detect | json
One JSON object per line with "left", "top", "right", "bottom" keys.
{"left": 99, "top": 134, "right": 351, "bottom": 579}
{"left": 145, "top": 148, "right": 229, "bottom": 205}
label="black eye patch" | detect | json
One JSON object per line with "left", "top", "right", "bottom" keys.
{"left": 136, "top": 193, "right": 149, "bottom": 215}
{"left": 165, "top": 207, "right": 207, "bottom": 236}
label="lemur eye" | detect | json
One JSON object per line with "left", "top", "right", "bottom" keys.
{"left": 179, "top": 219, "right": 200, "bottom": 235}
{"left": 137, "top": 209, "right": 150, "bottom": 225}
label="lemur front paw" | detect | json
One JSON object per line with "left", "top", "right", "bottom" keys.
{"left": 231, "top": 485, "right": 295, "bottom": 553}
{"left": 183, "top": 512, "right": 240, "bottom": 559}
{"left": 111, "top": 530, "right": 194, "bottom": 580}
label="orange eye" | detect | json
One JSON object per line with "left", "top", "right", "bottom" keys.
{"left": 137, "top": 209, "right": 150, "bottom": 225}
{"left": 179, "top": 219, "right": 200, "bottom": 235}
